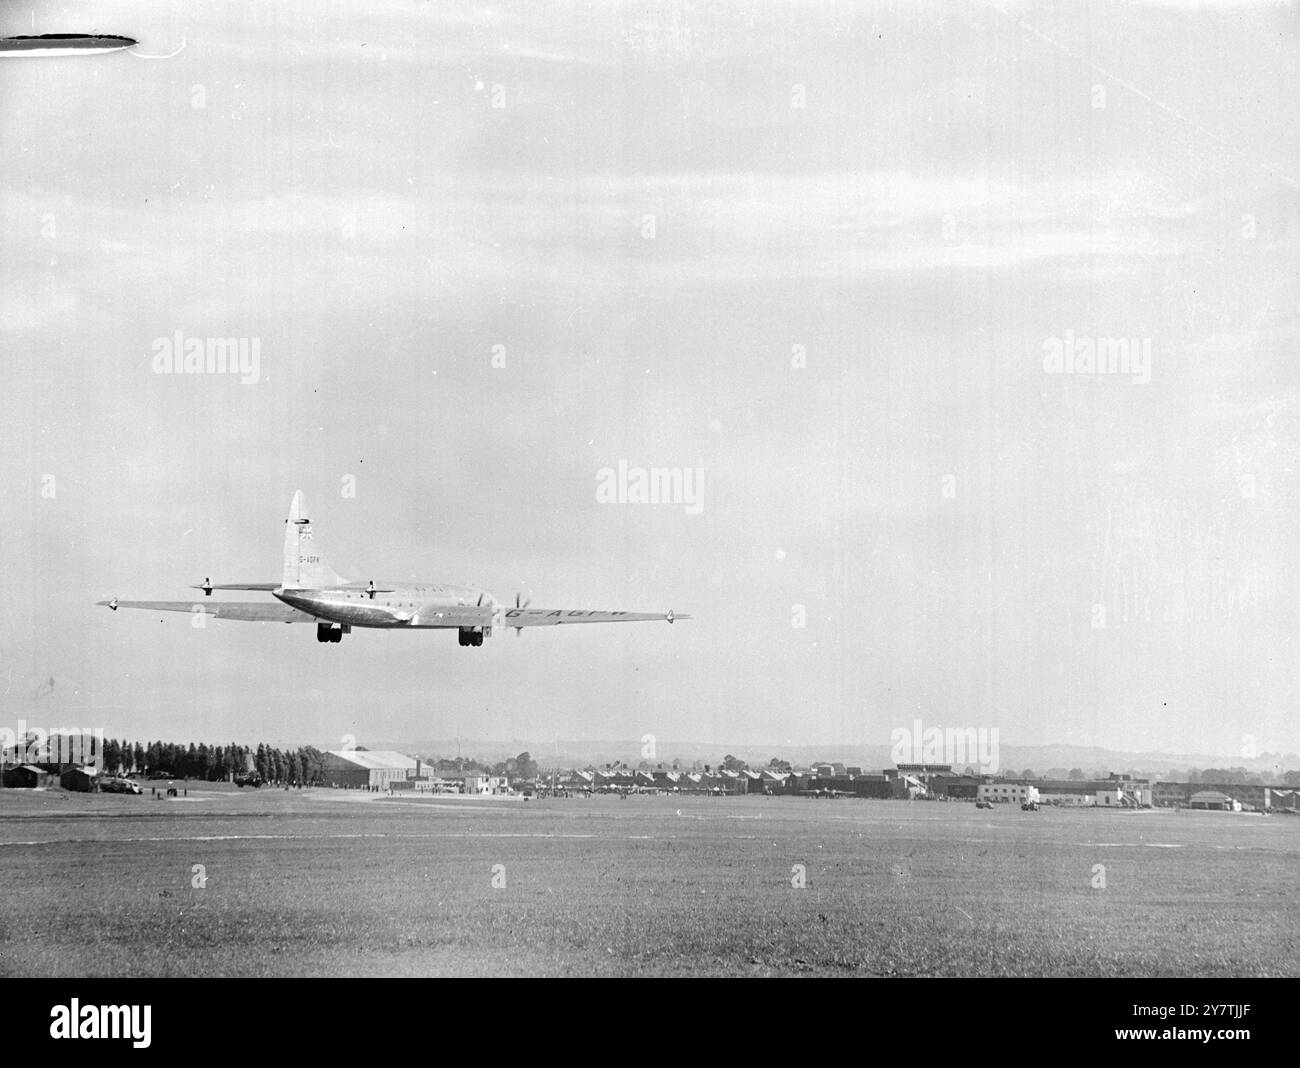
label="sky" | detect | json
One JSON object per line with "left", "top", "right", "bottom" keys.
{"left": 2, "top": 0, "right": 1298, "bottom": 760}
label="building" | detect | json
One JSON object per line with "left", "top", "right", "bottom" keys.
{"left": 760, "top": 769, "right": 791, "bottom": 791}
{"left": 1153, "top": 781, "right": 1192, "bottom": 807}
{"left": 1153, "top": 781, "right": 1289, "bottom": 811}
{"left": 59, "top": 766, "right": 98, "bottom": 792}
{"left": 1104, "top": 774, "right": 1153, "bottom": 807}
{"left": 391, "top": 776, "right": 455, "bottom": 794}
{"left": 928, "top": 774, "right": 985, "bottom": 800}
{"left": 320, "top": 750, "right": 417, "bottom": 790}
{"left": 463, "top": 774, "right": 509, "bottom": 795}
{"left": 1201, "top": 783, "right": 1267, "bottom": 811}
{"left": 699, "top": 771, "right": 748, "bottom": 795}
{"left": 1189, "top": 790, "right": 1240, "bottom": 811}
{"left": 556, "top": 770, "right": 594, "bottom": 793}
{"left": 808, "top": 774, "right": 899, "bottom": 799}
{"left": 978, "top": 782, "right": 1038, "bottom": 805}
{"left": 2, "top": 764, "right": 52, "bottom": 789}
{"left": 1268, "top": 787, "right": 1300, "bottom": 812}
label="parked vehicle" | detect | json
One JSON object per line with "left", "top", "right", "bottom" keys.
{"left": 100, "top": 778, "right": 142, "bottom": 794}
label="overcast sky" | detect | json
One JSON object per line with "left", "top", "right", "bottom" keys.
{"left": 2, "top": 1, "right": 1297, "bottom": 759}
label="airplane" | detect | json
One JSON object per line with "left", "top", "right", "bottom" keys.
{"left": 99, "top": 491, "right": 689, "bottom": 645}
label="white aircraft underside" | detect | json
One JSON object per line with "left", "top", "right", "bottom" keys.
{"left": 100, "top": 492, "right": 687, "bottom": 645}
{"left": 0, "top": 34, "right": 137, "bottom": 56}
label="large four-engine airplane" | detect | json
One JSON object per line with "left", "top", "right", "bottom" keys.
{"left": 100, "top": 491, "right": 689, "bottom": 645}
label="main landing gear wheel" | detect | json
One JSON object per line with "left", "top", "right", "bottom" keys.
{"left": 316, "top": 623, "right": 345, "bottom": 643}
{"left": 457, "top": 628, "right": 484, "bottom": 647}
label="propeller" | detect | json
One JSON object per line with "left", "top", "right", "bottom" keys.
{"left": 514, "top": 592, "right": 530, "bottom": 636}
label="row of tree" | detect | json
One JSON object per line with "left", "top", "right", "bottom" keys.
{"left": 428, "top": 753, "right": 539, "bottom": 780}
{"left": 99, "top": 739, "right": 328, "bottom": 786}
{"left": 98, "top": 741, "right": 540, "bottom": 786}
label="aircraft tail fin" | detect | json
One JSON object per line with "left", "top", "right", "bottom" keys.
{"left": 281, "top": 491, "right": 346, "bottom": 589}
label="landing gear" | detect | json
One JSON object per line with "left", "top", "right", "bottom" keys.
{"left": 457, "top": 627, "right": 484, "bottom": 647}
{"left": 316, "top": 623, "right": 348, "bottom": 644}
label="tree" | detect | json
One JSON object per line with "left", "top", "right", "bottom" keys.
{"left": 301, "top": 746, "right": 324, "bottom": 785}
{"left": 515, "top": 751, "right": 538, "bottom": 779}
{"left": 1068, "top": 768, "right": 1084, "bottom": 780}
{"left": 1021, "top": 768, "right": 1035, "bottom": 780}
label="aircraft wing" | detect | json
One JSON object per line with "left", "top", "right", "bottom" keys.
{"left": 407, "top": 606, "right": 687, "bottom": 628}
{"left": 98, "top": 600, "right": 316, "bottom": 623}
{"left": 501, "top": 607, "right": 688, "bottom": 627}
{"left": 190, "top": 583, "right": 281, "bottom": 593}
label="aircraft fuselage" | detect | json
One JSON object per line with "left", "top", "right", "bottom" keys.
{"left": 275, "top": 583, "right": 493, "bottom": 629}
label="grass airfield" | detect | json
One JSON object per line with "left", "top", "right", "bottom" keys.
{"left": 0, "top": 786, "right": 1295, "bottom": 977}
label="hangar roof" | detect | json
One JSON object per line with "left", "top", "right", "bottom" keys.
{"left": 326, "top": 750, "right": 417, "bottom": 770}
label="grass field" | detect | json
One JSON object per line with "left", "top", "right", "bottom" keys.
{"left": 0, "top": 787, "right": 1295, "bottom": 976}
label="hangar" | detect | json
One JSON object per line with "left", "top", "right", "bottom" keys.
{"left": 320, "top": 749, "right": 416, "bottom": 790}
{"left": 1189, "top": 790, "right": 1240, "bottom": 811}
